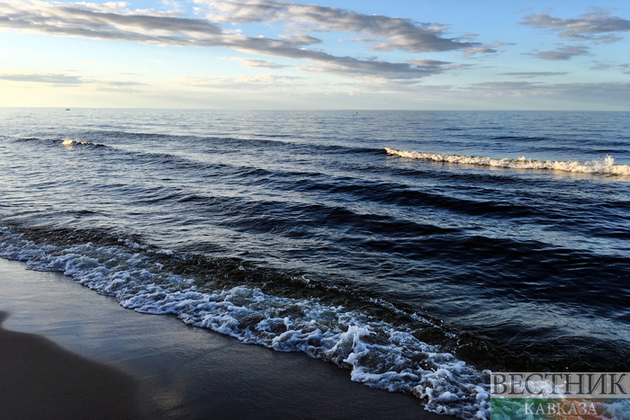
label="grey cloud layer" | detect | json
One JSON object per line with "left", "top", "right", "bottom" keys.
{"left": 0, "top": 1, "right": 231, "bottom": 44}
{"left": 0, "top": 73, "right": 83, "bottom": 84}
{"left": 522, "top": 10, "right": 630, "bottom": 42}
{"left": 526, "top": 46, "right": 590, "bottom": 61}
{"left": 499, "top": 72, "right": 569, "bottom": 79}
{"left": 466, "top": 81, "right": 630, "bottom": 105}
{"left": 0, "top": 0, "right": 477, "bottom": 80}
{"left": 299, "top": 57, "right": 461, "bottom": 79}
{"left": 196, "top": 0, "right": 483, "bottom": 53}
{"left": 0, "top": 71, "right": 147, "bottom": 87}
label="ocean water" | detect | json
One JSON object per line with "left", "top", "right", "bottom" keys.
{"left": 1, "top": 109, "right": 629, "bottom": 419}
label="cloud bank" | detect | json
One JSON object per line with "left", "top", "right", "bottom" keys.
{"left": 522, "top": 9, "right": 630, "bottom": 43}
{"left": 0, "top": 70, "right": 147, "bottom": 88}
{"left": 0, "top": 0, "right": 485, "bottom": 81}
{"left": 195, "top": 0, "right": 481, "bottom": 53}
{"left": 0, "top": 73, "right": 83, "bottom": 84}
{"left": 527, "top": 45, "right": 590, "bottom": 61}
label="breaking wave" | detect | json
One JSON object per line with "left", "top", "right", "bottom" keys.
{"left": 14, "top": 137, "right": 106, "bottom": 148}
{"left": 385, "top": 148, "right": 630, "bottom": 177}
{"left": 61, "top": 139, "right": 106, "bottom": 148}
{"left": 0, "top": 227, "right": 490, "bottom": 419}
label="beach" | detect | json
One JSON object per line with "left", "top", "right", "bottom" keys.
{"left": 0, "top": 258, "right": 448, "bottom": 420}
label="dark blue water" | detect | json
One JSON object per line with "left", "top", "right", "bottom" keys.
{"left": 1, "top": 109, "right": 629, "bottom": 419}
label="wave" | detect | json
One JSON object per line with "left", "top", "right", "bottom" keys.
{"left": 75, "top": 129, "right": 381, "bottom": 155}
{"left": 13, "top": 137, "right": 106, "bottom": 148}
{"left": 385, "top": 148, "right": 630, "bottom": 177}
{"left": 61, "top": 139, "right": 95, "bottom": 147}
{"left": 61, "top": 139, "right": 107, "bottom": 148}
{"left": 0, "top": 226, "right": 490, "bottom": 419}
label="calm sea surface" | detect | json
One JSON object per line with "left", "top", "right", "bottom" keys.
{"left": 1, "top": 109, "right": 629, "bottom": 418}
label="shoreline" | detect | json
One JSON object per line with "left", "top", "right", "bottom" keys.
{"left": 0, "top": 258, "right": 450, "bottom": 420}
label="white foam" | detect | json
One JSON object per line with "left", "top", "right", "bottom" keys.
{"left": 62, "top": 139, "right": 91, "bottom": 146}
{"left": 385, "top": 148, "right": 630, "bottom": 177}
{"left": 61, "top": 139, "right": 105, "bottom": 148}
{"left": 0, "top": 227, "right": 490, "bottom": 419}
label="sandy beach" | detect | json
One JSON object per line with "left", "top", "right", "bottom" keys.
{"left": 0, "top": 258, "right": 449, "bottom": 420}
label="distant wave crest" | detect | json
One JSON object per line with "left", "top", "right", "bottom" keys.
{"left": 385, "top": 148, "right": 630, "bottom": 177}
{"left": 14, "top": 137, "right": 106, "bottom": 148}
{"left": 61, "top": 139, "right": 105, "bottom": 147}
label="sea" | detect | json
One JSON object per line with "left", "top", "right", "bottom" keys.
{"left": 1, "top": 109, "right": 629, "bottom": 419}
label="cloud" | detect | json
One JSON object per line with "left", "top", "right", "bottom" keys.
{"left": 408, "top": 59, "right": 470, "bottom": 72}
{"left": 278, "top": 33, "right": 322, "bottom": 46}
{"left": 0, "top": 0, "right": 474, "bottom": 81}
{"left": 499, "top": 72, "right": 569, "bottom": 79}
{"left": 69, "top": 1, "right": 181, "bottom": 17}
{"left": 464, "top": 81, "right": 630, "bottom": 109}
{"left": 222, "top": 57, "right": 289, "bottom": 69}
{"left": 467, "top": 81, "right": 540, "bottom": 95}
{"left": 100, "top": 80, "right": 146, "bottom": 87}
{"left": 95, "top": 79, "right": 147, "bottom": 92}
{"left": 525, "top": 45, "right": 589, "bottom": 61}
{"left": 464, "top": 41, "right": 507, "bottom": 56}
{"left": 195, "top": 0, "right": 484, "bottom": 53}
{"left": 466, "top": 80, "right": 630, "bottom": 97}
{"left": 298, "top": 57, "right": 462, "bottom": 80}
{"left": 175, "top": 73, "right": 302, "bottom": 89}
{"left": 326, "top": 79, "right": 630, "bottom": 110}
{"left": 591, "top": 62, "right": 630, "bottom": 74}
{"left": 0, "top": 73, "right": 84, "bottom": 84}
{"left": 0, "top": 70, "right": 147, "bottom": 88}
{"left": 522, "top": 9, "right": 630, "bottom": 42}
{"left": 0, "top": 0, "right": 225, "bottom": 45}
{"left": 590, "top": 63, "right": 613, "bottom": 71}
{"left": 464, "top": 47, "right": 496, "bottom": 55}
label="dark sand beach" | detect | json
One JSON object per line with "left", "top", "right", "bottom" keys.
{"left": 0, "top": 258, "right": 448, "bottom": 420}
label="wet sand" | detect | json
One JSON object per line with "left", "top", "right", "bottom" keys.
{"left": 0, "top": 258, "right": 450, "bottom": 420}
{"left": 0, "top": 311, "right": 142, "bottom": 420}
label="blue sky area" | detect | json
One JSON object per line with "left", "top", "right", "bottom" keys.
{"left": 0, "top": 0, "right": 629, "bottom": 109}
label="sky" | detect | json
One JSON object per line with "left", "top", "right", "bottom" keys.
{"left": 0, "top": 0, "right": 629, "bottom": 110}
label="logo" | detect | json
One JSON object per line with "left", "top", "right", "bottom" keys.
{"left": 490, "top": 372, "right": 630, "bottom": 419}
